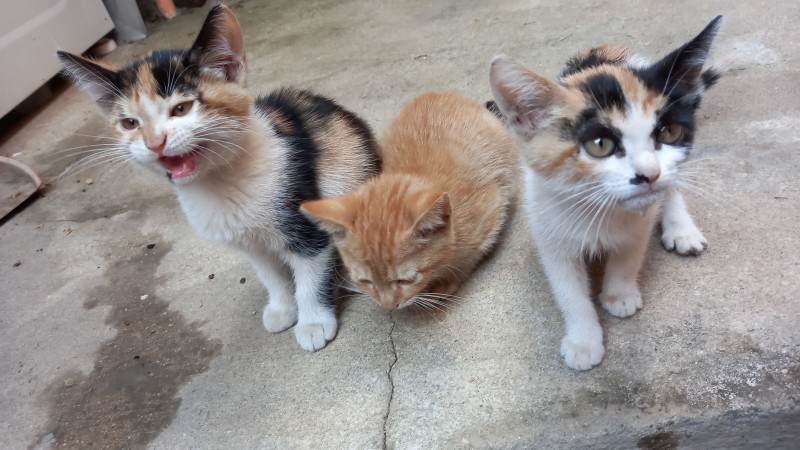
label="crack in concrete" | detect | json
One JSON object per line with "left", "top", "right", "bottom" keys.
{"left": 382, "top": 315, "right": 397, "bottom": 450}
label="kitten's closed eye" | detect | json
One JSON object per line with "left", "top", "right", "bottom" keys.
{"left": 394, "top": 277, "right": 417, "bottom": 286}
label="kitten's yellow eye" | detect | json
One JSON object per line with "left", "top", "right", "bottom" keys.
{"left": 356, "top": 278, "right": 373, "bottom": 285}
{"left": 582, "top": 137, "right": 617, "bottom": 158}
{"left": 657, "top": 123, "right": 683, "bottom": 145}
{"left": 120, "top": 118, "right": 139, "bottom": 130}
{"left": 395, "top": 279, "right": 416, "bottom": 286}
{"left": 171, "top": 100, "right": 194, "bottom": 117}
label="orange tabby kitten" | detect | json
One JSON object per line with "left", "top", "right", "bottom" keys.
{"left": 301, "top": 92, "right": 518, "bottom": 311}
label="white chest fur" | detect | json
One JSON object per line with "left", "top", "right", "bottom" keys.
{"left": 173, "top": 129, "right": 286, "bottom": 252}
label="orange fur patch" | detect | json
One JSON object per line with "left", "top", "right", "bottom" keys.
{"left": 198, "top": 79, "right": 251, "bottom": 117}
{"left": 134, "top": 63, "right": 157, "bottom": 100}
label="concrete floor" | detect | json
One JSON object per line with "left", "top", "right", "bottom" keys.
{"left": 1, "top": 0, "right": 798, "bottom": 448}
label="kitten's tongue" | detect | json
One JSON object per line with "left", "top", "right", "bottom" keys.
{"left": 160, "top": 153, "right": 196, "bottom": 178}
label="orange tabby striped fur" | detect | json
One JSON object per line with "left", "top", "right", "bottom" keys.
{"left": 301, "top": 92, "right": 518, "bottom": 311}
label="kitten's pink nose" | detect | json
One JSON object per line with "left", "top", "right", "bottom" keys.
{"left": 145, "top": 136, "right": 167, "bottom": 155}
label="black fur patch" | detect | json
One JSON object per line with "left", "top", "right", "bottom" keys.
{"left": 78, "top": 49, "right": 200, "bottom": 109}
{"left": 256, "top": 89, "right": 330, "bottom": 257}
{"left": 559, "top": 108, "right": 597, "bottom": 140}
{"left": 317, "top": 258, "right": 336, "bottom": 309}
{"left": 147, "top": 50, "right": 198, "bottom": 97}
{"left": 579, "top": 73, "right": 627, "bottom": 111}
{"left": 484, "top": 100, "right": 503, "bottom": 119}
{"left": 633, "top": 16, "right": 721, "bottom": 101}
{"left": 560, "top": 47, "right": 626, "bottom": 79}
{"left": 559, "top": 107, "right": 625, "bottom": 156}
{"left": 701, "top": 68, "right": 721, "bottom": 90}
{"left": 256, "top": 88, "right": 380, "bottom": 257}
{"left": 56, "top": 51, "right": 122, "bottom": 111}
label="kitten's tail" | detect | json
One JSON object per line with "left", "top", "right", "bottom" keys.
{"left": 484, "top": 100, "right": 503, "bottom": 119}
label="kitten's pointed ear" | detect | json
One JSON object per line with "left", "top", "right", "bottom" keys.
{"left": 489, "top": 55, "right": 565, "bottom": 141}
{"left": 300, "top": 197, "right": 354, "bottom": 238}
{"left": 189, "top": 5, "right": 246, "bottom": 84}
{"left": 647, "top": 15, "right": 723, "bottom": 93}
{"left": 57, "top": 51, "right": 119, "bottom": 111}
{"left": 410, "top": 191, "right": 451, "bottom": 237}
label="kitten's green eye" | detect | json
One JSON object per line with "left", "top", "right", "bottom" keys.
{"left": 120, "top": 118, "right": 139, "bottom": 130}
{"left": 395, "top": 278, "right": 416, "bottom": 286}
{"left": 657, "top": 123, "right": 683, "bottom": 145}
{"left": 171, "top": 100, "right": 194, "bottom": 117}
{"left": 582, "top": 137, "right": 617, "bottom": 158}
{"left": 356, "top": 278, "right": 373, "bottom": 285}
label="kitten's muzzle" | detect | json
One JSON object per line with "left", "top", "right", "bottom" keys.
{"left": 145, "top": 136, "right": 167, "bottom": 155}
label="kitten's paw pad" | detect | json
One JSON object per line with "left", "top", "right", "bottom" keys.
{"left": 294, "top": 317, "right": 338, "bottom": 352}
{"left": 560, "top": 334, "right": 604, "bottom": 371}
{"left": 600, "top": 290, "right": 643, "bottom": 318}
{"left": 262, "top": 304, "right": 298, "bottom": 332}
{"left": 661, "top": 223, "right": 708, "bottom": 256}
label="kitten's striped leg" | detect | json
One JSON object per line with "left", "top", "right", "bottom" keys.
{"left": 287, "top": 247, "right": 338, "bottom": 352}
{"left": 539, "top": 247, "right": 605, "bottom": 371}
{"left": 251, "top": 252, "right": 297, "bottom": 333}
{"left": 661, "top": 188, "right": 707, "bottom": 256}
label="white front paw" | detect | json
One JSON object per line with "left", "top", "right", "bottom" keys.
{"left": 262, "top": 303, "right": 298, "bottom": 332}
{"left": 294, "top": 314, "right": 338, "bottom": 352}
{"left": 600, "top": 288, "right": 643, "bottom": 318}
{"left": 560, "top": 330, "right": 604, "bottom": 371}
{"left": 661, "top": 220, "right": 708, "bottom": 256}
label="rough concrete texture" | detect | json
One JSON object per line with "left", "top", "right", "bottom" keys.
{"left": 1, "top": 0, "right": 798, "bottom": 448}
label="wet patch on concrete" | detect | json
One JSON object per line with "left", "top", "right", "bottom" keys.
{"left": 637, "top": 430, "right": 679, "bottom": 450}
{"left": 33, "top": 235, "right": 221, "bottom": 449}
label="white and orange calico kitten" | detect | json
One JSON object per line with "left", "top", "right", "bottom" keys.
{"left": 57, "top": 6, "right": 380, "bottom": 351}
{"left": 489, "top": 17, "right": 723, "bottom": 370}
{"left": 301, "top": 92, "right": 517, "bottom": 311}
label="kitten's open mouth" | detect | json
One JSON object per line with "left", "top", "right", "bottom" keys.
{"left": 159, "top": 145, "right": 204, "bottom": 179}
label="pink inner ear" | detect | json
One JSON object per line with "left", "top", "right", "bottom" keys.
{"left": 490, "top": 57, "right": 561, "bottom": 141}
{"left": 191, "top": 6, "right": 246, "bottom": 83}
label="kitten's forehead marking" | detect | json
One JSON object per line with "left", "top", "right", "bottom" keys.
{"left": 616, "top": 102, "right": 658, "bottom": 154}
{"left": 134, "top": 63, "right": 158, "bottom": 100}
{"left": 568, "top": 65, "right": 655, "bottom": 115}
